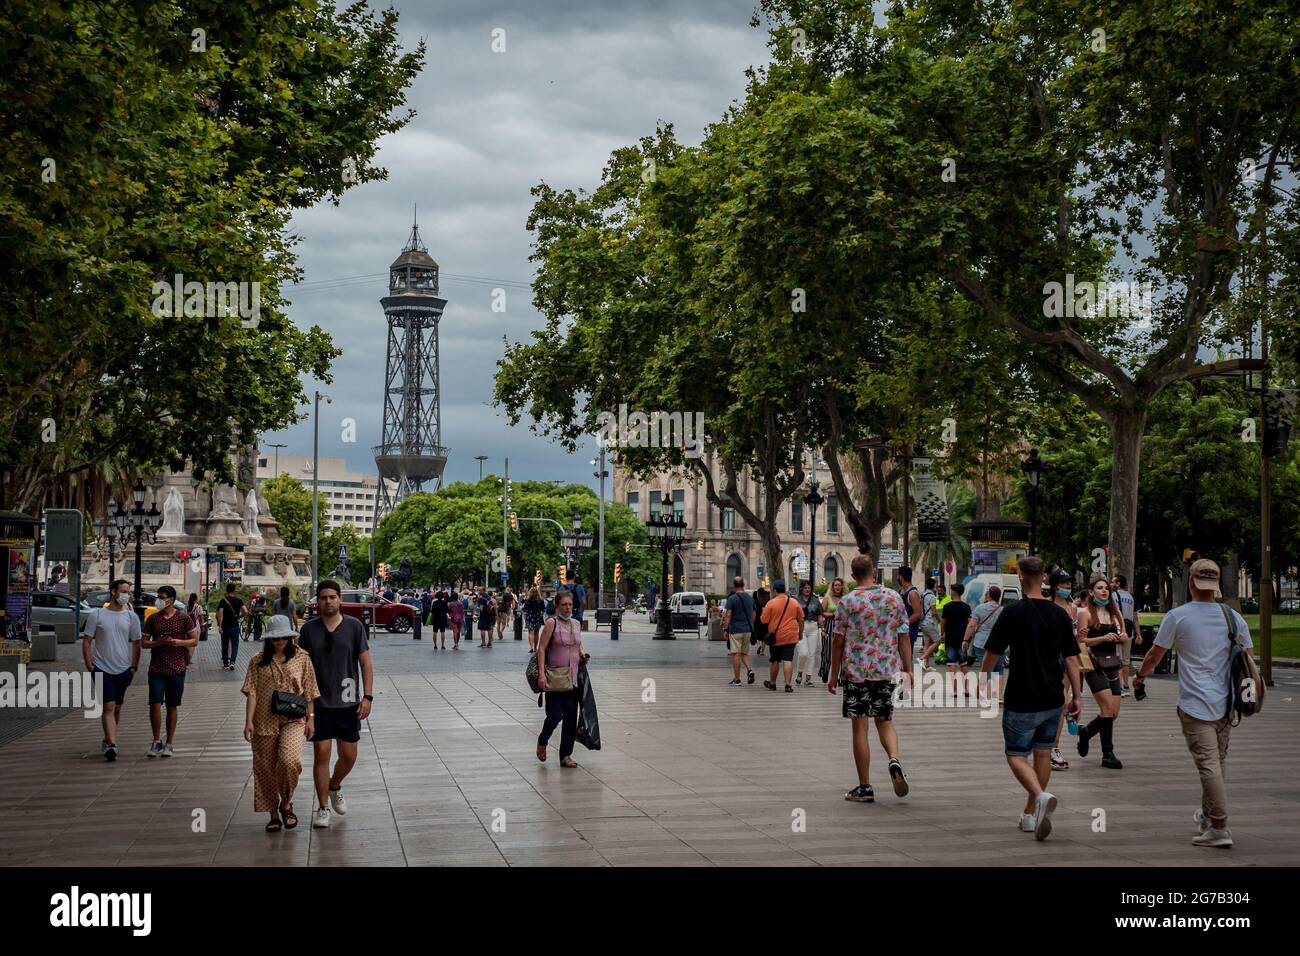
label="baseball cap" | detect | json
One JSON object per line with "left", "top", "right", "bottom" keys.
{"left": 1189, "top": 558, "right": 1222, "bottom": 597}
{"left": 1048, "top": 568, "right": 1072, "bottom": 588}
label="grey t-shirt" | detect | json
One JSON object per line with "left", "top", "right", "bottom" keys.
{"left": 82, "top": 607, "right": 141, "bottom": 674}
{"left": 274, "top": 598, "right": 297, "bottom": 620}
{"left": 970, "top": 601, "right": 1004, "bottom": 649}
{"left": 724, "top": 591, "right": 757, "bottom": 633}
{"left": 1154, "top": 602, "right": 1252, "bottom": 722}
{"left": 298, "top": 616, "right": 370, "bottom": 710}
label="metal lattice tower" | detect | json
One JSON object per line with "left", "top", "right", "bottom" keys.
{"left": 372, "top": 211, "right": 449, "bottom": 525}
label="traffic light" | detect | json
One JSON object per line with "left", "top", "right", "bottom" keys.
{"left": 558, "top": 564, "right": 567, "bottom": 584}
{"left": 624, "top": 540, "right": 632, "bottom": 553}
{"left": 509, "top": 511, "right": 518, "bottom": 531}
{"left": 614, "top": 562, "right": 622, "bottom": 583}
{"left": 506, "top": 554, "right": 512, "bottom": 567}
{"left": 696, "top": 539, "right": 704, "bottom": 551}
{"left": 534, "top": 569, "right": 542, "bottom": 586}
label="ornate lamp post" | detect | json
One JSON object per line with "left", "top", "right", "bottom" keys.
{"left": 650, "top": 493, "right": 687, "bottom": 640}
{"left": 115, "top": 481, "right": 161, "bottom": 621}
{"left": 560, "top": 513, "right": 593, "bottom": 580}
{"left": 1021, "top": 448, "right": 1047, "bottom": 555}
{"left": 93, "top": 497, "right": 122, "bottom": 586}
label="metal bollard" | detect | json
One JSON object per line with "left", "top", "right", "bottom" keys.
{"left": 610, "top": 611, "right": 620, "bottom": 641}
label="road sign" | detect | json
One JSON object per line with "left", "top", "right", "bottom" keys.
{"left": 879, "top": 548, "right": 904, "bottom": 567}
{"left": 43, "top": 509, "right": 82, "bottom": 560}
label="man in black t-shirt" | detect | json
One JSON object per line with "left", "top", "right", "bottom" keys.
{"left": 982, "top": 556, "right": 1082, "bottom": 842}
{"left": 941, "top": 583, "right": 973, "bottom": 696}
{"left": 215, "top": 583, "right": 246, "bottom": 671}
{"left": 298, "top": 580, "right": 373, "bottom": 829}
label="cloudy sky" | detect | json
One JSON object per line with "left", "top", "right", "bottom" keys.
{"left": 265, "top": 0, "right": 772, "bottom": 489}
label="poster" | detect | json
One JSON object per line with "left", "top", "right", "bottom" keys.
{"left": 3, "top": 542, "right": 34, "bottom": 642}
{"left": 913, "top": 456, "right": 951, "bottom": 542}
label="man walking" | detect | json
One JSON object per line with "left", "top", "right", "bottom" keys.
{"left": 298, "top": 580, "right": 374, "bottom": 829}
{"left": 981, "top": 557, "right": 1082, "bottom": 841}
{"left": 720, "top": 576, "right": 756, "bottom": 686}
{"left": 214, "top": 582, "right": 246, "bottom": 672}
{"left": 1111, "top": 573, "right": 1138, "bottom": 694}
{"left": 1136, "top": 559, "right": 1250, "bottom": 848}
{"left": 828, "top": 555, "right": 913, "bottom": 802}
{"left": 571, "top": 573, "right": 587, "bottom": 628}
{"left": 896, "top": 567, "right": 925, "bottom": 666}
{"left": 759, "top": 579, "right": 803, "bottom": 692}
{"left": 81, "top": 579, "right": 142, "bottom": 761}
{"left": 141, "top": 585, "right": 198, "bottom": 757}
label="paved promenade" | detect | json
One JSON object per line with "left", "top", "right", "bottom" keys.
{"left": 2, "top": 617, "right": 1298, "bottom": 866}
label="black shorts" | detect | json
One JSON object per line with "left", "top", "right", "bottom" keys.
{"left": 312, "top": 705, "right": 361, "bottom": 743}
{"left": 1085, "top": 666, "right": 1122, "bottom": 697}
{"left": 147, "top": 671, "right": 186, "bottom": 707}
{"left": 94, "top": 667, "right": 133, "bottom": 707}
{"left": 770, "top": 642, "right": 796, "bottom": 663}
{"left": 842, "top": 679, "right": 896, "bottom": 720}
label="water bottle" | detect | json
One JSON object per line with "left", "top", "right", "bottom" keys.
{"left": 1067, "top": 715, "right": 1079, "bottom": 736}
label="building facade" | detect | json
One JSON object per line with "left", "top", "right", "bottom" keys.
{"left": 257, "top": 454, "right": 389, "bottom": 536}
{"left": 612, "top": 452, "right": 896, "bottom": 596}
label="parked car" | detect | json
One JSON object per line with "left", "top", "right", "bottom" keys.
{"left": 303, "top": 589, "right": 416, "bottom": 633}
{"left": 30, "top": 591, "right": 92, "bottom": 631}
{"left": 961, "top": 574, "right": 1022, "bottom": 608}
{"left": 82, "top": 589, "right": 160, "bottom": 621}
{"left": 667, "top": 591, "right": 708, "bottom": 627}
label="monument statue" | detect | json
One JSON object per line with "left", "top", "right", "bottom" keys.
{"left": 158, "top": 486, "right": 187, "bottom": 538}
{"left": 210, "top": 482, "right": 240, "bottom": 517}
{"left": 244, "top": 487, "right": 263, "bottom": 539}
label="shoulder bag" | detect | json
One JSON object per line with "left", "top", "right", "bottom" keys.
{"left": 1222, "top": 605, "right": 1264, "bottom": 724}
{"left": 765, "top": 596, "right": 792, "bottom": 646}
{"left": 543, "top": 619, "right": 576, "bottom": 692}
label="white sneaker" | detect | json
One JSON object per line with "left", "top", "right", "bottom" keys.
{"left": 329, "top": 788, "right": 347, "bottom": 815}
{"left": 312, "top": 807, "right": 331, "bottom": 828}
{"left": 1019, "top": 812, "right": 1036, "bottom": 832}
{"left": 1192, "top": 827, "right": 1233, "bottom": 848}
{"left": 147, "top": 740, "right": 164, "bottom": 758}
{"left": 1033, "top": 791, "right": 1058, "bottom": 841}
{"left": 162, "top": 742, "right": 174, "bottom": 758}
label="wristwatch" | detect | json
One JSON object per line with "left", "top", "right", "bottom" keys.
{"left": 364, "top": 694, "right": 374, "bottom": 701}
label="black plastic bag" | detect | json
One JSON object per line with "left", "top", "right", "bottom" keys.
{"left": 575, "top": 663, "right": 601, "bottom": 751}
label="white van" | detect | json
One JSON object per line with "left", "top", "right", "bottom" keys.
{"left": 962, "top": 573, "right": 1023, "bottom": 608}
{"left": 668, "top": 591, "right": 708, "bottom": 626}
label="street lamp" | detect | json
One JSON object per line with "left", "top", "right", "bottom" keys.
{"left": 650, "top": 493, "right": 687, "bottom": 640}
{"left": 115, "top": 481, "right": 161, "bottom": 621}
{"left": 803, "top": 477, "right": 825, "bottom": 591}
{"left": 94, "top": 496, "right": 121, "bottom": 585}
{"left": 560, "top": 514, "right": 593, "bottom": 580}
{"left": 1021, "top": 448, "right": 1048, "bottom": 555}
{"left": 311, "top": 390, "right": 331, "bottom": 591}
{"left": 475, "top": 455, "right": 489, "bottom": 482}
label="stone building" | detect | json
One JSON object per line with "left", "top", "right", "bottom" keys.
{"left": 612, "top": 451, "right": 897, "bottom": 596}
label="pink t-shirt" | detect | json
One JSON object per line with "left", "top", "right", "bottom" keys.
{"left": 545, "top": 617, "right": 582, "bottom": 684}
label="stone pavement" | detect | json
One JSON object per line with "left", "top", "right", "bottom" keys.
{"left": 1, "top": 615, "right": 1298, "bottom": 866}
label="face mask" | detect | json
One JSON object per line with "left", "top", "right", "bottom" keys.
{"left": 1092, "top": 595, "right": 1108, "bottom": 607}
{"left": 155, "top": 599, "right": 167, "bottom": 610}
{"left": 1057, "top": 588, "right": 1071, "bottom": 600}
{"left": 116, "top": 593, "right": 132, "bottom": 606}
{"left": 556, "top": 611, "right": 572, "bottom": 621}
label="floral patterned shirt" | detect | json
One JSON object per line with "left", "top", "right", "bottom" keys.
{"left": 832, "top": 585, "right": 909, "bottom": 683}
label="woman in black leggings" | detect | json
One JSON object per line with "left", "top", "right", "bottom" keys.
{"left": 1074, "top": 574, "right": 1125, "bottom": 769}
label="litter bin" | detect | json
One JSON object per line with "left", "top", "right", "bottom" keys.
{"left": 708, "top": 618, "right": 724, "bottom": 641}
{"left": 30, "top": 623, "right": 57, "bottom": 662}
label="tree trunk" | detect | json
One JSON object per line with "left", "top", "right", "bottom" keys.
{"left": 1223, "top": 550, "right": 1241, "bottom": 611}
{"left": 1106, "top": 408, "right": 1148, "bottom": 583}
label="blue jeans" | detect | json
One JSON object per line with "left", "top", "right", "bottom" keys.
{"left": 221, "top": 629, "right": 239, "bottom": 666}
{"left": 971, "top": 643, "right": 1006, "bottom": 674}
{"left": 1002, "top": 706, "right": 1063, "bottom": 757}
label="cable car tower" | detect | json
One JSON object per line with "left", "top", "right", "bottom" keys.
{"left": 372, "top": 210, "right": 448, "bottom": 525}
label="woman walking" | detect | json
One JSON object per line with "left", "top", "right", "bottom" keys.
{"left": 753, "top": 583, "right": 771, "bottom": 656}
{"left": 1075, "top": 574, "right": 1126, "bottom": 770}
{"left": 478, "top": 590, "right": 497, "bottom": 647}
{"left": 186, "top": 593, "right": 209, "bottom": 644}
{"left": 1048, "top": 568, "right": 1076, "bottom": 771}
{"left": 430, "top": 591, "right": 450, "bottom": 649}
{"left": 536, "top": 590, "right": 589, "bottom": 768}
{"left": 447, "top": 591, "right": 465, "bottom": 648}
{"left": 818, "top": 577, "right": 845, "bottom": 683}
{"left": 241, "top": 615, "right": 318, "bottom": 832}
{"left": 523, "top": 586, "right": 546, "bottom": 652}
{"left": 794, "top": 580, "right": 822, "bottom": 687}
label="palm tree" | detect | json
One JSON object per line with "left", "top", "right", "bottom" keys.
{"left": 907, "top": 482, "right": 976, "bottom": 579}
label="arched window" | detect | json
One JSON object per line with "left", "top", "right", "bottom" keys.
{"left": 823, "top": 555, "right": 839, "bottom": 582}
{"left": 726, "top": 553, "right": 742, "bottom": 585}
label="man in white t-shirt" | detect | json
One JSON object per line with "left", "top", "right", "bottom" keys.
{"left": 81, "top": 578, "right": 142, "bottom": 762}
{"left": 1137, "top": 559, "right": 1251, "bottom": 849}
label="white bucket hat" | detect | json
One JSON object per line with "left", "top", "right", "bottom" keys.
{"left": 263, "top": 614, "right": 297, "bottom": 639}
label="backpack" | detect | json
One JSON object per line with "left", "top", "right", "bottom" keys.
{"left": 1222, "top": 605, "right": 1264, "bottom": 724}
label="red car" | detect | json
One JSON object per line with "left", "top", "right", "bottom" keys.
{"left": 303, "top": 590, "right": 417, "bottom": 633}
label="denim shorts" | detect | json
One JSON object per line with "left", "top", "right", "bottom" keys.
{"left": 971, "top": 644, "right": 1006, "bottom": 674}
{"left": 1002, "top": 706, "right": 1063, "bottom": 757}
{"left": 147, "top": 671, "right": 186, "bottom": 708}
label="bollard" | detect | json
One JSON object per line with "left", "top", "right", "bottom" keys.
{"left": 610, "top": 611, "right": 620, "bottom": 641}
{"left": 515, "top": 611, "right": 523, "bottom": 640}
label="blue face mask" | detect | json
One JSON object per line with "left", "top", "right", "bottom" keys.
{"left": 1057, "top": 588, "right": 1071, "bottom": 600}
{"left": 1092, "top": 595, "right": 1108, "bottom": 607}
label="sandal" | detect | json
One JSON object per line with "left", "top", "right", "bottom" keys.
{"left": 536, "top": 745, "right": 547, "bottom": 762}
{"left": 281, "top": 804, "right": 298, "bottom": 829}
{"left": 265, "top": 813, "right": 282, "bottom": 833}
{"left": 560, "top": 757, "right": 578, "bottom": 769}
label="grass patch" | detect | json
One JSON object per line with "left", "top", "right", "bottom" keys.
{"left": 1137, "top": 612, "right": 1300, "bottom": 658}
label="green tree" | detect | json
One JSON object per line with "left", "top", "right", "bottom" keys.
{"left": 261, "top": 474, "right": 317, "bottom": 553}
{"left": 2, "top": 0, "right": 424, "bottom": 510}
{"left": 318, "top": 524, "right": 371, "bottom": 586}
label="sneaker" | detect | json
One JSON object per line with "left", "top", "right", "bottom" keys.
{"left": 1051, "top": 748, "right": 1069, "bottom": 771}
{"left": 728, "top": 679, "right": 742, "bottom": 686}
{"left": 888, "top": 758, "right": 909, "bottom": 798}
{"left": 844, "top": 784, "right": 875, "bottom": 803}
{"left": 785, "top": 684, "right": 794, "bottom": 693}
{"left": 764, "top": 680, "right": 776, "bottom": 691}
{"left": 104, "top": 744, "right": 117, "bottom": 762}
{"left": 1101, "top": 751, "right": 1123, "bottom": 770}
{"left": 147, "top": 740, "right": 164, "bottom": 758}
{"left": 747, "top": 670, "right": 755, "bottom": 685}
{"left": 329, "top": 787, "right": 347, "bottom": 815}
{"left": 100, "top": 740, "right": 110, "bottom": 755}
{"left": 1193, "top": 808, "right": 1210, "bottom": 834}
{"left": 1019, "top": 812, "right": 1036, "bottom": 833}
{"left": 1120, "top": 688, "right": 1132, "bottom": 698}
{"left": 312, "top": 807, "right": 331, "bottom": 828}
{"left": 1033, "top": 791, "right": 1057, "bottom": 841}
{"left": 795, "top": 675, "right": 803, "bottom": 685}
{"left": 1192, "top": 827, "right": 1233, "bottom": 848}
{"left": 1076, "top": 726, "right": 1092, "bottom": 758}
{"left": 162, "top": 743, "right": 174, "bottom": 758}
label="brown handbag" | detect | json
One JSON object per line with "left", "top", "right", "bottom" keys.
{"left": 1076, "top": 641, "right": 1095, "bottom": 672}
{"left": 543, "top": 619, "right": 576, "bottom": 692}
